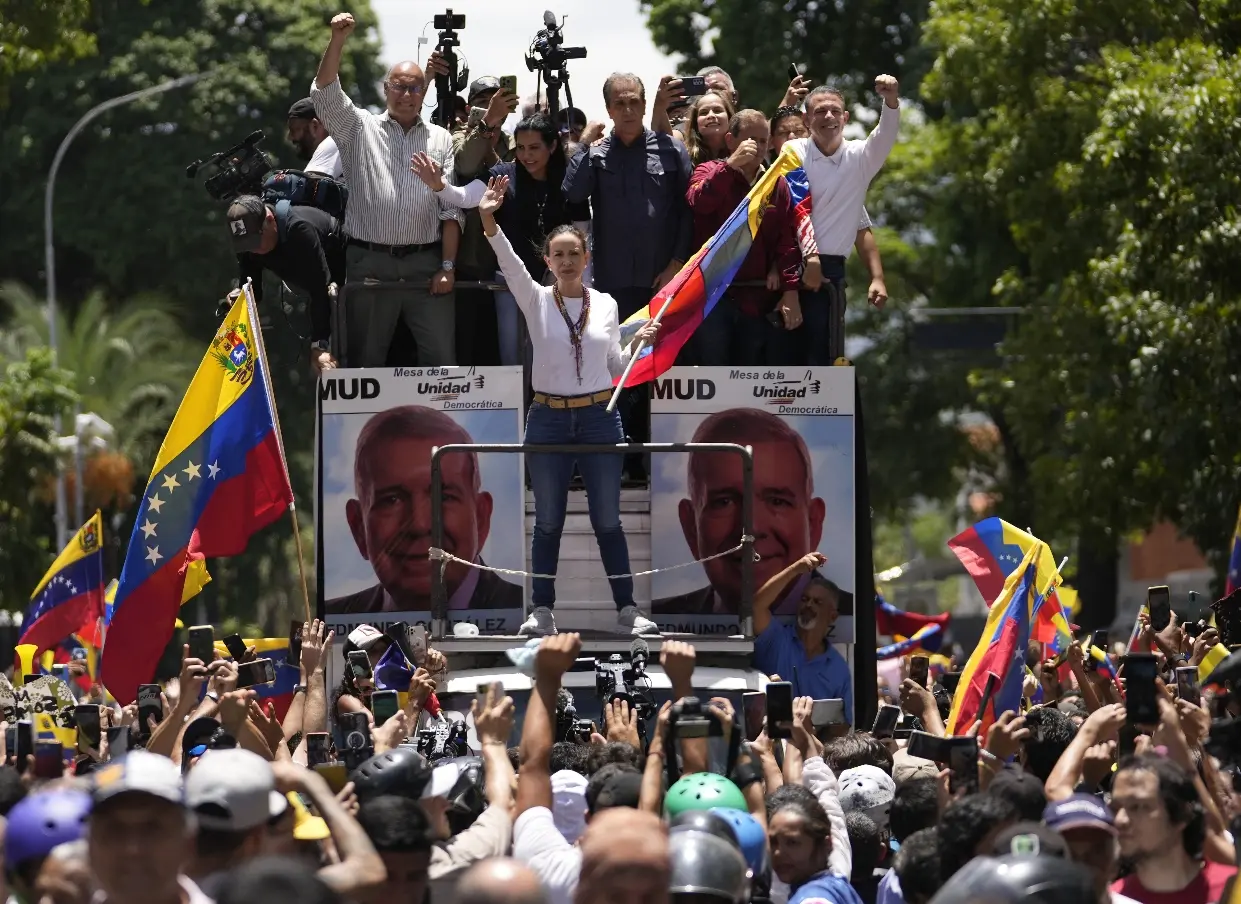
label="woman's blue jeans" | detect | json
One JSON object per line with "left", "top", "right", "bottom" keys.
{"left": 525, "top": 400, "right": 633, "bottom": 609}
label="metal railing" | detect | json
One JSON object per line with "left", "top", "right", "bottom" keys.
{"left": 428, "top": 442, "right": 756, "bottom": 641}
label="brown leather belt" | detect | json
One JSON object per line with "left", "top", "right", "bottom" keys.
{"left": 532, "top": 389, "right": 613, "bottom": 409}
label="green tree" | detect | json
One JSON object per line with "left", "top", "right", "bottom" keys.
{"left": 0, "top": 0, "right": 95, "bottom": 106}
{"left": 0, "top": 348, "right": 78, "bottom": 609}
{"left": 640, "top": 0, "right": 932, "bottom": 110}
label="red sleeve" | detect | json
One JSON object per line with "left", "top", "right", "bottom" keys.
{"left": 686, "top": 160, "right": 746, "bottom": 217}
{"left": 772, "top": 178, "right": 801, "bottom": 291}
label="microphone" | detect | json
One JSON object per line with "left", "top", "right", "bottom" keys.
{"left": 629, "top": 637, "right": 649, "bottom": 669}
{"left": 543, "top": 9, "right": 557, "bottom": 28}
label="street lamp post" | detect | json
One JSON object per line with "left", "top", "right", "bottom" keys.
{"left": 46, "top": 73, "right": 202, "bottom": 548}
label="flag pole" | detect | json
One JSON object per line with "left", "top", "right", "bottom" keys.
{"left": 242, "top": 281, "right": 313, "bottom": 625}
{"left": 606, "top": 290, "right": 677, "bottom": 414}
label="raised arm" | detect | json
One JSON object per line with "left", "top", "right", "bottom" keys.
{"left": 412, "top": 152, "right": 488, "bottom": 208}
{"left": 516, "top": 634, "right": 582, "bottom": 818}
{"left": 478, "top": 175, "right": 541, "bottom": 314}
{"left": 861, "top": 74, "right": 901, "bottom": 182}
{"left": 754, "top": 552, "right": 825, "bottom": 635}
{"left": 310, "top": 14, "right": 363, "bottom": 143}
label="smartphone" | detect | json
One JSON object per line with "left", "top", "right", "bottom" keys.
{"left": 371, "top": 689, "right": 399, "bottom": 726}
{"left": 1147, "top": 585, "right": 1172, "bottom": 632}
{"left": 499, "top": 74, "right": 518, "bottom": 94}
{"left": 33, "top": 741, "right": 64, "bottom": 779}
{"left": 15, "top": 720, "right": 33, "bottom": 767}
{"left": 978, "top": 671, "right": 1001, "bottom": 721}
{"left": 742, "top": 691, "right": 766, "bottom": 742}
{"left": 872, "top": 704, "right": 901, "bottom": 739}
{"left": 223, "top": 633, "right": 248, "bottom": 661}
{"left": 75, "top": 704, "right": 102, "bottom": 750}
{"left": 306, "top": 732, "right": 331, "bottom": 768}
{"left": 476, "top": 681, "right": 497, "bottom": 717}
{"left": 105, "top": 725, "right": 129, "bottom": 757}
{"left": 1175, "top": 666, "right": 1200, "bottom": 706}
{"left": 433, "top": 11, "right": 466, "bottom": 29}
{"left": 71, "top": 646, "right": 87, "bottom": 661}
{"left": 410, "top": 625, "right": 427, "bottom": 668}
{"left": 385, "top": 622, "right": 417, "bottom": 668}
{"left": 766, "top": 681, "right": 794, "bottom": 740}
{"left": 787, "top": 63, "right": 803, "bottom": 80}
{"left": 945, "top": 737, "right": 980, "bottom": 794}
{"left": 1091, "top": 629, "right": 1109, "bottom": 653}
{"left": 906, "top": 729, "right": 944, "bottom": 762}
{"left": 811, "top": 698, "right": 846, "bottom": 728}
{"left": 314, "top": 762, "right": 349, "bottom": 793}
{"left": 188, "top": 625, "right": 215, "bottom": 663}
{"left": 137, "top": 684, "right": 163, "bottom": 736}
{"left": 236, "top": 658, "right": 276, "bottom": 688}
{"left": 940, "top": 672, "right": 962, "bottom": 696}
{"left": 347, "top": 650, "right": 373, "bottom": 680}
{"left": 909, "top": 656, "right": 930, "bottom": 689}
{"left": 677, "top": 75, "right": 708, "bottom": 96}
{"left": 286, "top": 620, "right": 304, "bottom": 669}
{"left": 4, "top": 726, "right": 14, "bottom": 760}
{"left": 1118, "top": 722, "right": 1137, "bottom": 761}
{"left": 51, "top": 664, "right": 71, "bottom": 684}
{"left": 1123, "top": 653, "right": 1160, "bottom": 725}
{"left": 339, "top": 711, "right": 373, "bottom": 770}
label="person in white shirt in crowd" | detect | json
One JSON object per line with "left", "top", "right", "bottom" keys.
{"left": 286, "top": 98, "right": 344, "bottom": 179}
{"left": 786, "top": 76, "right": 900, "bottom": 363}
{"left": 311, "top": 12, "right": 463, "bottom": 368}
{"left": 478, "top": 175, "right": 660, "bottom": 637}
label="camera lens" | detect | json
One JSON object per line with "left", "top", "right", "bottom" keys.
{"left": 346, "top": 730, "right": 366, "bottom": 750}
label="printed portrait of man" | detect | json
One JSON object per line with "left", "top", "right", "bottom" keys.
{"left": 653, "top": 407, "right": 844, "bottom": 617}
{"left": 325, "top": 405, "right": 523, "bottom": 614}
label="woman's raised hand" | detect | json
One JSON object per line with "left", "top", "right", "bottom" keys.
{"left": 410, "top": 152, "right": 446, "bottom": 191}
{"left": 479, "top": 175, "right": 509, "bottom": 217}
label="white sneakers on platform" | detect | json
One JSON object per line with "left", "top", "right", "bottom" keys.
{"left": 517, "top": 605, "right": 660, "bottom": 637}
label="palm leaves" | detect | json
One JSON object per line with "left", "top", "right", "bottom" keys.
{"left": 0, "top": 281, "right": 198, "bottom": 466}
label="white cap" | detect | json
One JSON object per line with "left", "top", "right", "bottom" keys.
{"left": 185, "top": 749, "right": 288, "bottom": 831}
{"left": 420, "top": 762, "right": 463, "bottom": 800}
{"left": 551, "top": 769, "right": 589, "bottom": 843}
{"left": 348, "top": 624, "right": 386, "bottom": 651}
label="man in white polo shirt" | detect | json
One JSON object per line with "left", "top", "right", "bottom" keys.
{"left": 788, "top": 75, "right": 900, "bottom": 363}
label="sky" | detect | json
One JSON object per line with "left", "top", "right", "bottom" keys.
{"left": 371, "top": 0, "right": 680, "bottom": 123}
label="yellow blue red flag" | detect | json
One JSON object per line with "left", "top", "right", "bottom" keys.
{"left": 20, "top": 512, "right": 106, "bottom": 658}
{"left": 1225, "top": 504, "right": 1241, "bottom": 595}
{"left": 101, "top": 285, "right": 293, "bottom": 704}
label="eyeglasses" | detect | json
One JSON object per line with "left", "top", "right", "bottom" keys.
{"left": 386, "top": 82, "right": 426, "bottom": 96}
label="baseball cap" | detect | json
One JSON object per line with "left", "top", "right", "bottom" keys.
{"left": 226, "top": 196, "right": 268, "bottom": 253}
{"left": 185, "top": 749, "right": 288, "bottom": 831}
{"left": 181, "top": 716, "right": 237, "bottom": 763}
{"left": 992, "top": 822, "right": 1069, "bottom": 859}
{"left": 839, "top": 765, "right": 896, "bottom": 829}
{"left": 288, "top": 97, "right": 317, "bottom": 120}
{"left": 551, "top": 769, "right": 588, "bottom": 843}
{"left": 287, "top": 792, "right": 330, "bottom": 841}
{"left": 420, "top": 762, "right": 465, "bottom": 800}
{"left": 348, "top": 624, "right": 386, "bottom": 651}
{"left": 1043, "top": 794, "right": 1116, "bottom": 835}
{"left": 92, "top": 751, "right": 184, "bottom": 807}
{"left": 468, "top": 76, "right": 500, "bottom": 103}
{"left": 891, "top": 750, "right": 938, "bottom": 787}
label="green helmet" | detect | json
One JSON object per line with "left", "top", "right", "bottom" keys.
{"left": 664, "top": 772, "right": 748, "bottom": 817}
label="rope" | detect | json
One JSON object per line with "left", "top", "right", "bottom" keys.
{"left": 428, "top": 535, "right": 758, "bottom": 582}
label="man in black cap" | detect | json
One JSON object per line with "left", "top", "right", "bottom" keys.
{"left": 287, "top": 97, "right": 343, "bottom": 179}
{"left": 228, "top": 194, "right": 346, "bottom": 372}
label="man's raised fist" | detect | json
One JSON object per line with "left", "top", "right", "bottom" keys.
{"left": 331, "top": 12, "right": 356, "bottom": 36}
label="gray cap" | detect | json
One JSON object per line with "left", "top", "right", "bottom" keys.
{"left": 467, "top": 76, "right": 500, "bottom": 103}
{"left": 185, "top": 749, "right": 288, "bottom": 832}
{"left": 91, "top": 751, "right": 184, "bottom": 807}
{"left": 226, "top": 196, "right": 268, "bottom": 253}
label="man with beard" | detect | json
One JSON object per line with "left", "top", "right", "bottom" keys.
{"left": 287, "top": 98, "right": 344, "bottom": 179}
{"left": 752, "top": 550, "right": 852, "bottom": 723}
{"left": 326, "top": 405, "right": 522, "bottom": 615}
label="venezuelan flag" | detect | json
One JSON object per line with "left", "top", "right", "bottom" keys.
{"left": 101, "top": 285, "right": 293, "bottom": 705}
{"left": 876, "top": 623, "right": 945, "bottom": 660}
{"left": 20, "top": 512, "right": 106, "bottom": 659}
{"left": 1198, "top": 642, "right": 1231, "bottom": 685}
{"left": 876, "top": 595, "right": 951, "bottom": 638}
{"left": 615, "top": 143, "right": 806, "bottom": 385}
{"left": 948, "top": 518, "right": 1067, "bottom": 644}
{"left": 947, "top": 543, "right": 1060, "bottom": 736}
{"left": 1225, "top": 504, "right": 1241, "bottom": 595}
{"left": 213, "top": 638, "right": 299, "bottom": 720}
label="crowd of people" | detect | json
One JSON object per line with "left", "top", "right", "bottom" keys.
{"left": 231, "top": 12, "right": 895, "bottom": 376}
{"left": 2, "top": 607, "right": 1238, "bottom": 904}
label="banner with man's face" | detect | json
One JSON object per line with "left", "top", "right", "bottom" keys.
{"left": 650, "top": 366, "right": 856, "bottom": 640}
{"left": 316, "top": 367, "right": 525, "bottom": 638}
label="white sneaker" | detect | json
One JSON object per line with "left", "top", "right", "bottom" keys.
{"left": 519, "top": 606, "right": 557, "bottom": 637}
{"left": 616, "top": 605, "right": 659, "bottom": 636}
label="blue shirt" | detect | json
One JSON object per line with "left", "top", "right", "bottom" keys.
{"left": 754, "top": 620, "right": 854, "bottom": 724}
{"left": 790, "top": 870, "right": 866, "bottom": 904}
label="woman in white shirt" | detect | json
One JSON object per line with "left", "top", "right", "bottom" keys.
{"left": 478, "top": 175, "right": 660, "bottom": 638}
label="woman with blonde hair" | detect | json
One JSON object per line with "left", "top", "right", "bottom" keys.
{"left": 684, "top": 91, "right": 737, "bottom": 167}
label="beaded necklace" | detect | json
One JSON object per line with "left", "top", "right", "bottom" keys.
{"left": 552, "top": 283, "right": 591, "bottom": 385}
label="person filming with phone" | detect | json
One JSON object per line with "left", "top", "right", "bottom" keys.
{"left": 477, "top": 174, "right": 661, "bottom": 638}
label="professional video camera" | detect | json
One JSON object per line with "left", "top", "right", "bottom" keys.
{"left": 417, "top": 718, "right": 471, "bottom": 761}
{"left": 524, "top": 10, "right": 585, "bottom": 125}
{"left": 595, "top": 638, "right": 657, "bottom": 721}
{"left": 431, "top": 8, "right": 469, "bottom": 129}
{"left": 554, "top": 688, "right": 596, "bottom": 743}
{"left": 186, "top": 131, "right": 272, "bottom": 202}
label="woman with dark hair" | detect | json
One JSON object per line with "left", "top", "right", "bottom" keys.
{"left": 411, "top": 113, "right": 589, "bottom": 366}
{"left": 332, "top": 625, "right": 392, "bottom": 723}
{"left": 475, "top": 174, "right": 659, "bottom": 638}
{"left": 768, "top": 792, "right": 865, "bottom": 904}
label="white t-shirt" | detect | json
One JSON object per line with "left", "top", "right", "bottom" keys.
{"left": 306, "top": 136, "right": 343, "bottom": 179}
{"left": 512, "top": 806, "right": 582, "bottom": 904}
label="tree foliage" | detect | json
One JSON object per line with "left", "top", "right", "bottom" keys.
{"left": 0, "top": 0, "right": 95, "bottom": 106}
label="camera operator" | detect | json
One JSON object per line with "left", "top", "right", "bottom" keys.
{"left": 227, "top": 195, "right": 344, "bottom": 372}
{"left": 311, "top": 12, "right": 464, "bottom": 368}
{"left": 287, "top": 98, "right": 343, "bottom": 179}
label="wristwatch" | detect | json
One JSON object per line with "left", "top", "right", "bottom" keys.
{"left": 440, "top": 260, "right": 456, "bottom": 272}
{"left": 311, "top": 340, "right": 330, "bottom": 353}
{"left": 204, "top": 690, "right": 220, "bottom": 704}
{"left": 293, "top": 684, "right": 308, "bottom": 695}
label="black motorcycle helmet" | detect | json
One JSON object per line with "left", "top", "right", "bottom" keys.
{"left": 350, "top": 746, "right": 432, "bottom": 801}
{"left": 930, "top": 855, "right": 1096, "bottom": 904}
{"left": 668, "top": 827, "right": 751, "bottom": 904}
{"left": 440, "top": 755, "right": 487, "bottom": 835}
{"left": 668, "top": 810, "right": 742, "bottom": 846}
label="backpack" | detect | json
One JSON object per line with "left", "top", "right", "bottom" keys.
{"left": 271, "top": 200, "right": 341, "bottom": 246}
{"left": 261, "top": 169, "right": 348, "bottom": 219}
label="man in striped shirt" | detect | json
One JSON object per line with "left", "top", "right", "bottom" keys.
{"left": 312, "top": 12, "right": 463, "bottom": 367}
